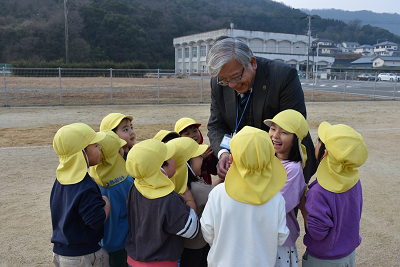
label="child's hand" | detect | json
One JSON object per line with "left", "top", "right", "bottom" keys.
{"left": 102, "top": 196, "right": 111, "bottom": 222}
{"left": 181, "top": 188, "right": 197, "bottom": 213}
{"left": 118, "top": 147, "right": 124, "bottom": 157}
{"left": 201, "top": 146, "right": 213, "bottom": 160}
{"left": 297, "top": 195, "right": 308, "bottom": 228}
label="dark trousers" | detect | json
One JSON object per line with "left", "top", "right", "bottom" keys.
{"left": 180, "top": 244, "right": 210, "bottom": 267}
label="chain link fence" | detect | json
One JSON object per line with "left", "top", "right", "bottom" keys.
{"left": 2, "top": 67, "right": 399, "bottom": 107}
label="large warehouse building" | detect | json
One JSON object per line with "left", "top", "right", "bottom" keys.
{"left": 173, "top": 26, "right": 334, "bottom": 75}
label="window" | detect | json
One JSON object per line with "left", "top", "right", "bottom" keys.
{"left": 200, "top": 46, "right": 206, "bottom": 57}
{"left": 192, "top": 47, "right": 197, "bottom": 58}
{"left": 185, "top": 47, "right": 189, "bottom": 58}
{"left": 178, "top": 48, "right": 182, "bottom": 59}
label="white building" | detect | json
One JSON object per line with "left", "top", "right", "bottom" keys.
{"left": 374, "top": 41, "right": 399, "bottom": 56}
{"left": 373, "top": 56, "right": 400, "bottom": 67}
{"left": 173, "top": 27, "right": 334, "bottom": 75}
{"left": 354, "top": 45, "right": 374, "bottom": 56}
{"left": 340, "top": 42, "right": 360, "bottom": 53}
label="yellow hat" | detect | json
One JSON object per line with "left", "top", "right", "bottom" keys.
{"left": 126, "top": 139, "right": 176, "bottom": 199}
{"left": 264, "top": 109, "right": 309, "bottom": 168}
{"left": 175, "top": 117, "right": 203, "bottom": 144}
{"left": 90, "top": 130, "right": 128, "bottom": 187}
{"left": 53, "top": 123, "right": 106, "bottom": 185}
{"left": 317, "top": 122, "right": 368, "bottom": 193}
{"left": 153, "top": 130, "right": 180, "bottom": 142}
{"left": 167, "top": 137, "right": 207, "bottom": 194}
{"left": 100, "top": 113, "right": 134, "bottom": 131}
{"left": 225, "top": 126, "right": 287, "bottom": 205}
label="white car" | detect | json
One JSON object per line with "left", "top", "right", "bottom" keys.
{"left": 377, "top": 73, "right": 400, "bottom": 81}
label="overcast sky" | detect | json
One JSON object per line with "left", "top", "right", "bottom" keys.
{"left": 277, "top": 0, "right": 400, "bottom": 14}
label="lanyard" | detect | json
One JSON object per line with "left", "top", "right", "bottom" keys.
{"left": 234, "top": 79, "right": 255, "bottom": 135}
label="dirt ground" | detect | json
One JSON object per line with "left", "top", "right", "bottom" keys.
{"left": 0, "top": 101, "right": 399, "bottom": 266}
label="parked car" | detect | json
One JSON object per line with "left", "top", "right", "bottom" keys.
{"left": 357, "top": 73, "right": 376, "bottom": 81}
{"left": 297, "top": 71, "right": 306, "bottom": 78}
{"left": 377, "top": 73, "right": 400, "bottom": 81}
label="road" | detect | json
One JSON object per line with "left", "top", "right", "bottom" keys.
{"left": 300, "top": 79, "right": 400, "bottom": 100}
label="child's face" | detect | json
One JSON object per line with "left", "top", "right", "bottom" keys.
{"left": 115, "top": 118, "right": 136, "bottom": 149}
{"left": 163, "top": 158, "right": 176, "bottom": 178}
{"left": 85, "top": 143, "right": 102, "bottom": 166}
{"left": 180, "top": 125, "right": 201, "bottom": 144}
{"left": 268, "top": 122, "right": 294, "bottom": 160}
{"left": 314, "top": 137, "right": 327, "bottom": 162}
{"left": 189, "top": 156, "right": 203, "bottom": 177}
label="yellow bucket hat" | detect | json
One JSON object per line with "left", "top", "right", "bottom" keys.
{"left": 153, "top": 130, "right": 180, "bottom": 142}
{"left": 53, "top": 123, "right": 106, "bottom": 185}
{"left": 175, "top": 117, "right": 203, "bottom": 144}
{"left": 90, "top": 130, "right": 128, "bottom": 187}
{"left": 100, "top": 113, "right": 134, "bottom": 131}
{"left": 317, "top": 122, "right": 368, "bottom": 193}
{"left": 168, "top": 137, "right": 208, "bottom": 194}
{"left": 264, "top": 109, "right": 309, "bottom": 168}
{"left": 126, "top": 139, "right": 176, "bottom": 199}
{"left": 225, "top": 126, "right": 287, "bottom": 205}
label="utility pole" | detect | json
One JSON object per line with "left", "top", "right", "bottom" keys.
{"left": 64, "top": 0, "right": 69, "bottom": 64}
{"left": 305, "top": 15, "right": 313, "bottom": 80}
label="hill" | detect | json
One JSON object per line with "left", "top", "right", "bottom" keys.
{"left": 1, "top": 0, "right": 399, "bottom": 67}
{"left": 304, "top": 9, "right": 400, "bottom": 37}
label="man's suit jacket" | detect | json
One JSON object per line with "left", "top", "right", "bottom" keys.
{"left": 207, "top": 57, "right": 317, "bottom": 182}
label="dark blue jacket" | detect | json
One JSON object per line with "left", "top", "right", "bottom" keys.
{"left": 50, "top": 173, "right": 106, "bottom": 256}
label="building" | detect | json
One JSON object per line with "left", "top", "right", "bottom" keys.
{"left": 350, "top": 56, "right": 375, "bottom": 68}
{"left": 173, "top": 27, "right": 335, "bottom": 75}
{"left": 354, "top": 45, "right": 374, "bottom": 56}
{"left": 373, "top": 56, "right": 400, "bottom": 67}
{"left": 340, "top": 42, "right": 360, "bottom": 53}
{"left": 311, "top": 38, "right": 338, "bottom": 54}
{"left": 374, "top": 41, "right": 399, "bottom": 56}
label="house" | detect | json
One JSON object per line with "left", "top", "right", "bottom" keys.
{"left": 354, "top": 45, "right": 374, "bottom": 56}
{"left": 173, "top": 27, "right": 335, "bottom": 74}
{"left": 340, "top": 42, "right": 360, "bottom": 53}
{"left": 372, "top": 56, "right": 400, "bottom": 67}
{"left": 374, "top": 41, "right": 399, "bottom": 56}
{"left": 311, "top": 39, "right": 338, "bottom": 54}
{"left": 350, "top": 56, "right": 376, "bottom": 68}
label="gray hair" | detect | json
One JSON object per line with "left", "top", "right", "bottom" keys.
{"left": 206, "top": 37, "right": 253, "bottom": 77}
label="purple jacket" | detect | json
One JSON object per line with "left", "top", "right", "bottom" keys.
{"left": 304, "top": 179, "right": 363, "bottom": 260}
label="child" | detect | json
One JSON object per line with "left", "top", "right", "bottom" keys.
{"left": 100, "top": 113, "right": 135, "bottom": 160}
{"left": 153, "top": 129, "right": 180, "bottom": 143}
{"left": 90, "top": 130, "right": 135, "bottom": 267}
{"left": 180, "top": 145, "right": 224, "bottom": 267}
{"left": 175, "top": 117, "right": 218, "bottom": 184}
{"left": 264, "top": 109, "right": 308, "bottom": 267}
{"left": 125, "top": 139, "right": 200, "bottom": 266}
{"left": 51, "top": 123, "right": 111, "bottom": 267}
{"left": 200, "top": 126, "right": 289, "bottom": 267}
{"left": 298, "top": 122, "right": 368, "bottom": 267}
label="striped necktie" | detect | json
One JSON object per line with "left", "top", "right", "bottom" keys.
{"left": 240, "top": 91, "right": 250, "bottom": 107}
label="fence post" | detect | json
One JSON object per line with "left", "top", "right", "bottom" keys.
{"left": 343, "top": 72, "right": 347, "bottom": 101}
{"left": 3, "top": 67, "right": 8, "bottom": 107}
{"left": 200, "top": 70, "right": 204, "bottom": 103}
{"left": 373, "top": 72, "right": 377, "bottom": 101}
{"left": 59, "top": 67, "right": 63, "bottom": 105}
{"left": 110, "top": 68, "right": 113, "bottom": 104}
{"left": 394, "top": 73, "right": 397, "bottom": 100}
{"left": 157, "top": 69, "right": 160, "bottom": 104}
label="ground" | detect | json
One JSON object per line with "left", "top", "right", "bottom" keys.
{"left": 0, "top": 101, "right": 399, "bottom": 266}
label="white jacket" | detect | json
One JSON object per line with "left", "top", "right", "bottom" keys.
{"left": 200, "top": 183, "right": 289, "bottom": 267}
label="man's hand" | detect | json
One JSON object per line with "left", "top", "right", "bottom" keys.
{"left": 217, "top": 152, "right": 231, "bottom": 179}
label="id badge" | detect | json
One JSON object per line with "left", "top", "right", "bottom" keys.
{"left": 220, "top": 134, "right": 232, "bottom": 150}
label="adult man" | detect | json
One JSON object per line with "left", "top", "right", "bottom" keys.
{"left": 207, "top": 37, "right": 317, "bottom": 182}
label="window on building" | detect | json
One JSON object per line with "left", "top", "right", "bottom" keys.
{"left": 178, "top": 48, "right": 182, "bottom": 59}
{"left": 200, "top": 46, "right": 206, "bottom": 57}
{"left": 192, "top": 47, "right": 197, "bottom": 58}
{"left": 185, "top": 47, "right": 189, "bottom": 58}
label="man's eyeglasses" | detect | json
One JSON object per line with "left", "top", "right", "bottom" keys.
{"left": 217, "top": 68, "right": 245, "bottom": 86}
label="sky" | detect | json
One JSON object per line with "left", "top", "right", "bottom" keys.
{"left": 277, "top": 0, "right": 400, "bottom": 14}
